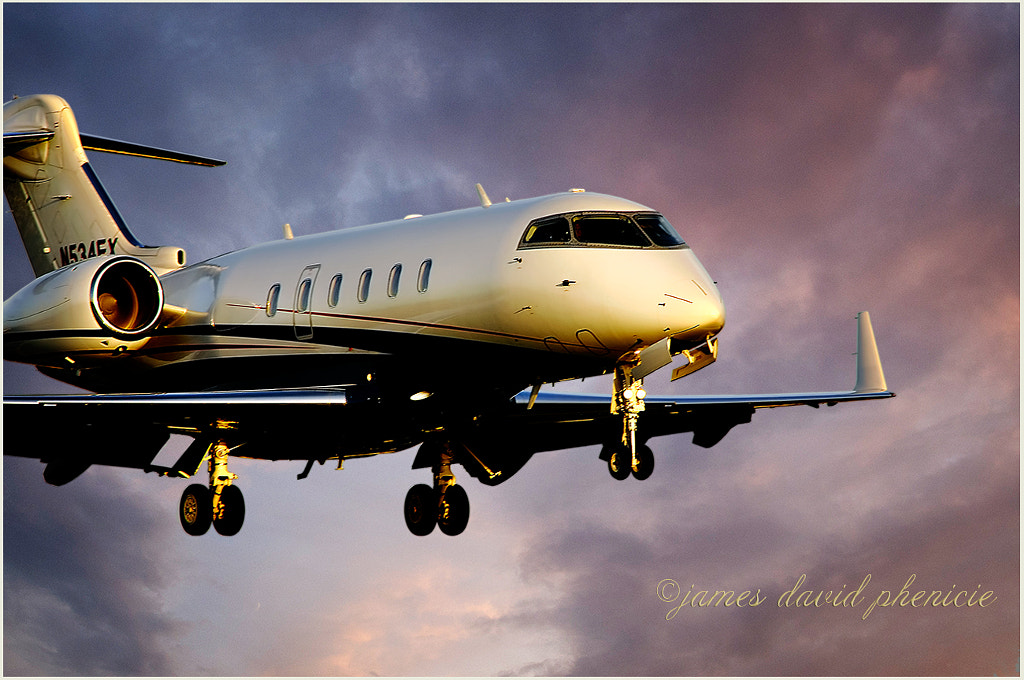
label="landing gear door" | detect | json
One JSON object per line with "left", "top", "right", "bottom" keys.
{"left": 292, "top": 264, "right": 320, "bottom": 340}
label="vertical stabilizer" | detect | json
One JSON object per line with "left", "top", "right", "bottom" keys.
{"left": 3, "top": 95, "right": 196, "bottom": 277}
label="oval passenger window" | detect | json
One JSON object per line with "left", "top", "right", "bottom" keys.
{"left": 357, "top": 269, "right": 372, "bottom": 303}
{"left": 328, "top": 274, "right": 343, "bottom": 307}
{"left": 266, "top": 284, "right": 281, "bottom": 317}
{"left": 417, "top": 259, "right": 432, "bottom": 293}
{"left": 388, "top": 264, "right": 402, "bottom": 298}
{"left": 296, "top": 278, "right": 312, "bottom": 312}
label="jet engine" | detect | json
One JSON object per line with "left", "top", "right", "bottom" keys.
{"left": 4, "top": 255, "right": 165, "bottom": 362}
{"left": 88, "top": 257, "right": 164, "bottom": 335}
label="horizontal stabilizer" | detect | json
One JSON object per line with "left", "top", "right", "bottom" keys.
{"left": 80, "top": 133, "right": 226, "bottom": 167}
{"left": 3, "top": 129, "right": 55, "bottom": 155}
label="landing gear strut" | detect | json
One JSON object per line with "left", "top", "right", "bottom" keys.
{"left": 179, "top": 440, "right": 246, "bottom": 536}
{"left": 404, "top": 442, "right": 470, "bottom": 536}
{"left": 605, "top": 362, "right": 656, "bottom": 481}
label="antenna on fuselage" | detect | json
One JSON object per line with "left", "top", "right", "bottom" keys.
{"left": 283, "top": 223, "right": 294, "bottom": 240}
{"left": 475, "top": 183, "right": 492, "bottom": 208}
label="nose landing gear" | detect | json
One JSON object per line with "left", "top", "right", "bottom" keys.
{"left": 604, "top": 441, "right": 655, "bottom": 480}
{"left": 604, "top": 362, "right": 656, "bottom": 481}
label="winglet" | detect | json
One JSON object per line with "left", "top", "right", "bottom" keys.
{"left": 854, "top": 311, "right": 887, "bottom": 393}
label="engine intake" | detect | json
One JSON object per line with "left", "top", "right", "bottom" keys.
{"left": 4, "top": 255, "right": 166, "bottom": 351}
{"left": 90, "top": 257, "right": 164, "bottom": 335}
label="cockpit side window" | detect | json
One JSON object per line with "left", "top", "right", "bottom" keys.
{"left": 634, "top": 213, "right": 686, "bottom": 247}
{"left": 522, "top": 215, "right": 571, "bottom": 245}
{"left": 572, "top": 215, "right": 650, "bottom": 247}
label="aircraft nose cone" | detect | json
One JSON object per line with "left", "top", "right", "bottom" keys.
{"left": 702, "top": 285, "right": 726, "bottom": 334}
{"left": 660, "top": 277, "right": 724, "bottom": 340}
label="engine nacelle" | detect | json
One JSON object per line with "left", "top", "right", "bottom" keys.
{"left": 4, "top": 255, "right": 165, "bottom": 362}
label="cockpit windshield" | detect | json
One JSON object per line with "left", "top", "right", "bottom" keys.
{"left": 634, "top": 214, "right": 686, "bottom": 247}
{"left": 519, "top": 212, "right": 687, "bottom": 250}
{"left": 573, "top": 215, "right": 650, "bottom": 247}
{"left": 521, "top": 215, "right": 571, "bottom": 245}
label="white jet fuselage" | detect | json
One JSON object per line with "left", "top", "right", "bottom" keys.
{"left": 5, "top": 191, "right": 724, "bottom": 394}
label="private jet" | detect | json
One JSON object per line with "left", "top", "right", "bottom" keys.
{"left": 3, "top": 94, "right": 894, "bottom": 537}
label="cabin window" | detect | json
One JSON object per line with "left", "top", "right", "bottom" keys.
{"left": 328, "top": 274, "right": 343, "bottom": 307}
{"left": 296, "top": 278, "right": 313, "bottom": 312}
{"left": 387, "top": 264, "right": 402, "bottom": 298}
{"left": 417, "top": 259, "right": 432, "bottom": 293}
{"left": 357, "top": 268, "right": 372, "bottom": 303}
{"left": 266, "top": 284, "right": 281, "bottom": 317}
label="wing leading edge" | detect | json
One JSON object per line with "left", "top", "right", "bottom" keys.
{"left": 508, "top": 312, "right": 893, "bottom": 453}
{"left": 518, "top": 311, "right": 892, "bottom": 410}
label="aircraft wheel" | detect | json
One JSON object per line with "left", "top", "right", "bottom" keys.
{"left": 438, "top": 484, "right": 470, "bottom": 536}
{"left": 631, "top": 444, "right": 655, "bottom": 480}
{"left": 607, "top": 445, "right": 631, "bottom": 481}
{"left": 180, "top": 484, "right": 212, "bottom": 536}
{"left": 404, "top": 484, "right": 437, "bottom": 536}
{"left": 213, "top": 485, "right": 246, "bottom": 536}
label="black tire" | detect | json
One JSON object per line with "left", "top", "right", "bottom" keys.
{"left": 213, "top": 485, "right": 246, "bottom": 536}
{"left": 607, "top": 445, "right": 631, "bottom": 481}
{"left": 404, "top": 484, "right": 437, "bottom": 536}
{"left": 631, "top": 444, "right": 655, "bottom": 480}
{"left": 180, "top": 484, "right": 212, "bottom": 536}
{"left": 438, "top": 484, "right": 470, "bottom": 536}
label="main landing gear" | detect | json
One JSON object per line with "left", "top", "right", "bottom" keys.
{"left": 603, "top": 362, "right": 656, "bottom": 481}
{"left": 179, "top": 441, "right": 246, "bottom": 536}
{"left": 404, "top": 442, "right": 470, "bottom": 536}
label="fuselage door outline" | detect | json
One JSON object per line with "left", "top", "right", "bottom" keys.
{"left": 293, "top": 264, "right": 321, "bottom": 340}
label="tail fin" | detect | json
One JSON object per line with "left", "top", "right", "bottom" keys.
{"left": 3, "top": 94, "right": 223, "bottom": 277}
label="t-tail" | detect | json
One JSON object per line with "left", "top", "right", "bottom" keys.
{"left": 3, "top": 94, "right": 224, "bottom": 277}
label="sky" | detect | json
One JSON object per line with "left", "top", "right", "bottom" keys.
{"left": 2, "top": 2, "right": 1019, "bottom": 676}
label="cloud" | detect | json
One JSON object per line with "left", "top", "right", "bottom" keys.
{"left": 3, "top": 461, "right": 185, "bottom": 675}
{"left": 3, "top": 3, "right": 1017, "bottom": 676}
{"left": 508, "top": 434, "right": 1017, "bottom": 676}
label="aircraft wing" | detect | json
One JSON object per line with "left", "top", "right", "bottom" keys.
{"left": 501, "top": 384, "right": 893, "bottom": 456}
{"left": 3, "top": 313, "right": 892, "bottom": 484}
{"left": 499, "top": 310, "right": 893, "bottom": 454}
{"left": 2, "top": 388, "right": 361, "bottom": 484}
{"left": 4, "top": 388, "right": 349, "bottom": 407}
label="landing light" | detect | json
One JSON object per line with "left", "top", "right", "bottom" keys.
{"left": 410, "top": 391, "right": 432, "bottom": 401}
{"left": 623, "top": 387, "right": 647, "bottom": 401}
